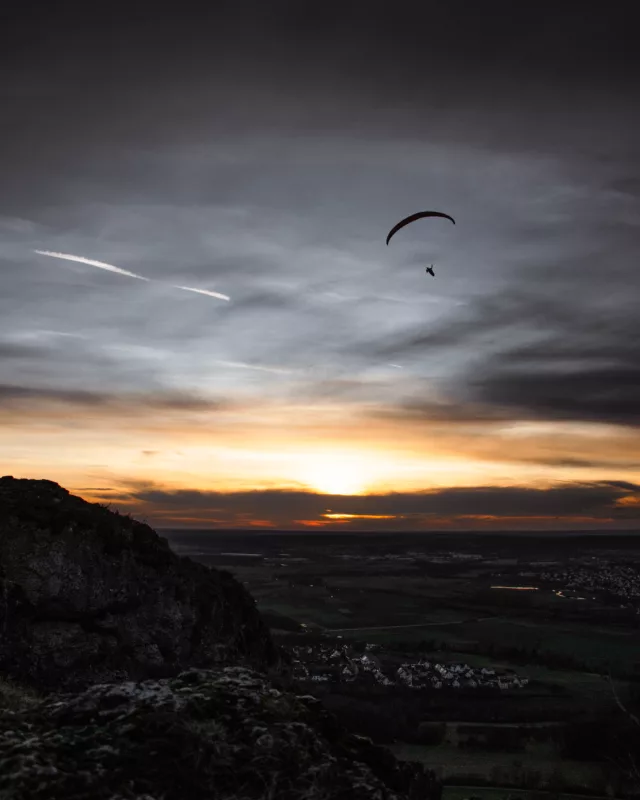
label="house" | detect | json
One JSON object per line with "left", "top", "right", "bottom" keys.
{"left": 360, "top": 654, "right": 382, "bottom": 670}
{"left": 397, "top": 668, "right": 414, "bottom": 686}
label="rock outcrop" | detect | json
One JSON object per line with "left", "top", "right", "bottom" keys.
{"left": 0, "top": 477, "right": 441, "bottom": 800}
{"left": 0, "top": 477, "right": 285, "bottom": 694}
{"left": 0, "top": 666, "right": 440, "bottom": 800}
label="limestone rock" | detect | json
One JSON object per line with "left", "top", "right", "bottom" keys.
{"left": 0, "top": 477, "right": 286, "bottom": 694}
{"left": 0, "top": 666, "right": 440, "bottom": 800}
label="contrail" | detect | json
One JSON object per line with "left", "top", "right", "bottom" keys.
{"left": 34, "top": 250, "right": 230, "bottom": 302}
{"left": 174, "top": 285, "right": 230, "bottom": 302}
{"left": 34, "top": 250, "right": 151, "bottom": 281}
{"left": 214, "top": 360, "right": 293, "bottom": 374}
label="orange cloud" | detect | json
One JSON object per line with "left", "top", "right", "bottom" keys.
{"left": 616, "top": 495, "right": 640, "bottom": 508}
{"left": 322, "top": 513, "right": 397, "bottom": 520}
{"left": 4, "top": 383, "right": 640, "bottom": 532}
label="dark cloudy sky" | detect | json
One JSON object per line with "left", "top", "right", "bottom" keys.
{"left": 2, "top": 1, "right": 639, "bottom": 530}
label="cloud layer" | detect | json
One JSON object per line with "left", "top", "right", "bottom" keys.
{"left": 95, "top": 480, "right": 640, "bottom": 531}
{"left": 2, "top": 1, "right": 639, "bottom": 528}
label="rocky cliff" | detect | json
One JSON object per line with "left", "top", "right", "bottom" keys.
{"left": 0, "top": 477, "right": 439, "bottom": 800}
{"left": 0, "top": 477, "right": 284, "bottom": 694}
{"left": 0, "top": 666, "right": 440, "bottom": 800}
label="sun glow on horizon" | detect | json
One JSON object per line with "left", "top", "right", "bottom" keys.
{"left": 298, "top": 452, "right": 376, "bottom": 496}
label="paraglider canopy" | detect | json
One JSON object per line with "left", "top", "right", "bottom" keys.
{"left": 386, "top": 210, "right": 455, "bottom": 246}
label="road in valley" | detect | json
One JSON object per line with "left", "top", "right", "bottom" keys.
{"left": 325, "top": 616, "right": 497, "bottom": 633}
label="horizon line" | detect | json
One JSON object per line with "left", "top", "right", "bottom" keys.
{"left": 156, "top": 527, "right": 640, "bottom": 536}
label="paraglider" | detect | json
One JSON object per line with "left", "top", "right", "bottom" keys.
{"left": 385, "top": 210, "right": 455, "bottom": 278}
{"left": 385, "top": 210, "right": 455, "bottom": 246}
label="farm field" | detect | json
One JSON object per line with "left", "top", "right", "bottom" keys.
{"left": 442, "top": 787, "right": 610, "bottom": 800}
{"left": 166, "top": 530, "right": 640, "bottom": 796}
{"left": 391, "top": 743, "right": 605, "bottom": 794}
{"left": 424, "top": 618, "right": 639, "bottom": 675}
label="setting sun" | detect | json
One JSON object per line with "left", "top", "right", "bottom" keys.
{"left": 299, "top": 453, "right": 370, "bottom": 495}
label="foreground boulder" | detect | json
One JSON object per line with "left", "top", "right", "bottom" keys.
{"left": 0, "top": 477, "right": 285, "bottom": 694}
{"left": 0, "top": 666, "right": 440, "bottom": 800}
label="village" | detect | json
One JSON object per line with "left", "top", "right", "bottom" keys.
{"left": 289, "top": 641, "right": 530, "bottom": 690}
{"left": 539, "top": 560, "right": 640, "bottom": 609}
